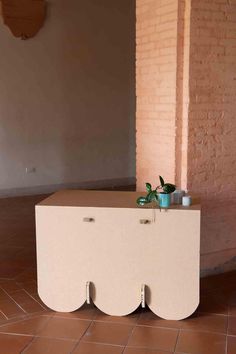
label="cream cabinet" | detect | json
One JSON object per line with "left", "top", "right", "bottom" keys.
{"left": 35, "top": 190, "right": 200, "bottom": 320}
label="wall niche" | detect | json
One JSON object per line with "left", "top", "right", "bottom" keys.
{"left": 0, "top": 0, "right": 46, "bottom": 39}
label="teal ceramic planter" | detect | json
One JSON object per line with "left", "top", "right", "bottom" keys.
{"left": 158, "top": 193, "right": 171, "bottom": 208}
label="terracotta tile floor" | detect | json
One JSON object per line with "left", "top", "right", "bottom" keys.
{"left": 0, "top": 194, "right": 235, "bottom": 354}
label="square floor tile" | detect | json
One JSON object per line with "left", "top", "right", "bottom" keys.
{"left": 15, "top": 268, "right": 37, "bottom": 283}
{"left": 128, "top": 325, "right": 178, "bottom": 351}
{"left": 138, "top": 310, "right": 181, "bottom": 329}
{"left": 0, "top": 312, "right": 7, "bottom": 326}
{"left": 0, "top": 297, "right": 25, "bottom": 319}
{"left": 23, "top": 337, "right": 76, "bottom": 354}
{"left": 229, "top": 303, "right": 236, "bottom": 316}
{"left": 10, "top": 290, "right": 45, "bottom": 314}
{"left": 73, "top": 342, "right": 124, "bottom": 354}
{"left": 0, "top": 261, "right": 29, "bottom": 279}
{"left": 198, "top": 292, "right": 228, "bottom": 315}
{"left": 124, "top": 347, "right": 172, "bottom": 354}
{"left": 0, "top": 315, "right": 50, "bottom": 335}
{"left": 0, "top": 289, "right": 10, "bottom": 302}
{"left": 0, "top": 333, "right": 33, "bottom": 354}
{"left": 229, "top": 317, "right": 236, "bottom": 336}
{"left": 82, "top": 321, "right": 133, "bottom": 346}
{"left": 180, "top": 313, "right": 227, "bottom": 333}
{"left": 17, "top": 280, "right": 37, "bottom": 295}
{"left": 38, "top": 317, "right": 90, "bottom": 340}
{"left": 94, "top": 309, "right": 140, "bottom": 325}
{"left": 228, "top": 336, "right": 236, "bottom": 354}
{"left": 29, "top": 293, "right": 48, "bottom": 309}
{"left": 0, "top": 280, "right": 22, "bottom": 294}
{"left": 53, "top": 304, "right": 96, "bottom": 321}
{"left": 176, "top": 330, "right": 226, "bottom": 354}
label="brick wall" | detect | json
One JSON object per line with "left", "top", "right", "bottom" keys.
{"left": 175, "top": 0, "right": 191, "bottom": 189}
{"left": 136, "top": 0, "right": 236, "bottom": 275}
{"left": 136, "top": 0, "right": 179, "bottom": 190}
{"left": 188, "top": 0, "right": 236, "bottom": 274}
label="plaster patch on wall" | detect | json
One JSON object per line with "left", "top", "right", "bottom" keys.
{"left": 0, "top": 0, "right": 46, "bottom": 39}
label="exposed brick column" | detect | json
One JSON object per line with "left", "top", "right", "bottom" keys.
{"left": 136, "top": 0, "right": 236, "bottom": 274}
{"left": 175, "top": 0, "right": 191, "bottom": 189}
{"left": 136, "top": 0, "right": 180, "bottom": 190}
{"left": 187, "top": 0, "right": 236, "bottom": 274}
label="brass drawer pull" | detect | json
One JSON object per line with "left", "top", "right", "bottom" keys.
{"left": 83, "top": 217, "right": 95, "bottom": 223}
{"left": 140, "top": 219, "right": 151, "bottom": 224}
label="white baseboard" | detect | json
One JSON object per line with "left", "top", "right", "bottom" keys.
{"left": 0, "top": 177, "right": 136, "bottom": 198}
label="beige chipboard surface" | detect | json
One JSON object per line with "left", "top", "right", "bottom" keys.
{"left": 36, "top": 190, "right": 201, "bottom": 320}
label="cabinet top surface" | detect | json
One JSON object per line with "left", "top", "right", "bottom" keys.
{"left": 37, "top": 190, "right": 200, "bottom": 211}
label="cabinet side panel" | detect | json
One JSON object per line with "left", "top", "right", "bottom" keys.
{"left": 89, "top": 208, "right": 155, "bottom": 315}
{"left": 147, "top": 209, "right": 200, "bottom": 320}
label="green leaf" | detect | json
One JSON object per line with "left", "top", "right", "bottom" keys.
{"left": 159, "top": 176, "right": 165, "bottom": 187}
{"left": 145, "top": 183, "right": 152, "bottom": 193}
{"left": 147, "top": 191, "right": 157, "bottom": 203}
{"left": 137, "top": 196, "right": 148, "bottom": 206}
{"left": 162, "top": 183, "right": 176, "bottom": 194}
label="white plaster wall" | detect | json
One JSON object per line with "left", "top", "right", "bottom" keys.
{"left": 0, "top": 0, "right": 135, "bottom": 194}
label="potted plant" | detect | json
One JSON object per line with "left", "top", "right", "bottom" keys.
{"left": 137, "top": 176, "right": 176, "bottom": 208}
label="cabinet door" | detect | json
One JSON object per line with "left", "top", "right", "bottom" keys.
{"left": 36, "top": 205, "right": 99, "bottom": 312}
{"left": 92, "top": 207, "right": 200, "bottom": 320}
{"left": 36, "top": 205, "right": 156, "bottom": 315}
{"left": 89, "top": 207, "right": 156, "bottom": 316}
{"left": 145, "top": 208, "right": 200, "bottom": 320}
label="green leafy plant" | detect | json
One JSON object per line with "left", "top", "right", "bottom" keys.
{"left": 137, "top": 176, "right": 176, "bottom": 206}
